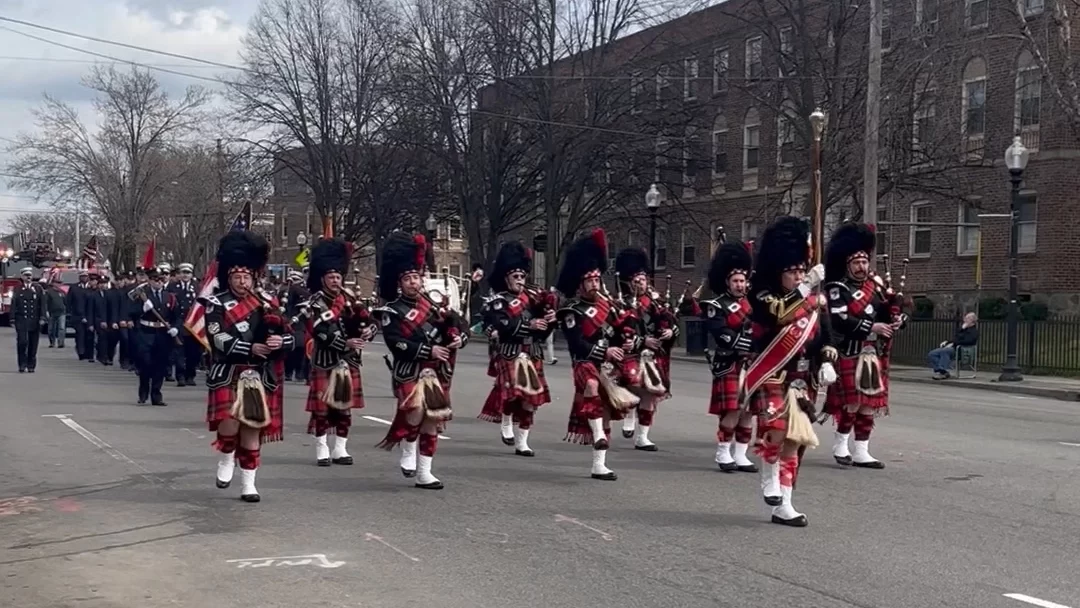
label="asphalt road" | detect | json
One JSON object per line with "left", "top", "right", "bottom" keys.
{"left": 1, "top": 331, "right": 1078, "bottom": 608}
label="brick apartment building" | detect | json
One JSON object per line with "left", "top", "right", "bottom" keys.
{"left": 264, "top": 161, "right": 471, "bottom": 297}
{"left": 478, "top": 0, "right": 1080, "bottom": 313}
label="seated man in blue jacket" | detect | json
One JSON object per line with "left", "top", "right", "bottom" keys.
{"left": 928, "top": 312, "right": 979, "bottom": 379}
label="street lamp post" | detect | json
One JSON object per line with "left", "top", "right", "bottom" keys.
{"left": 999, "top": 136, "right": 1030, "bottom": 382}
{"left": 425, "top": 213, "right": 438, "bottom": 275}
{"left": 645, "top": 184, "right": 662, "bottom": 279}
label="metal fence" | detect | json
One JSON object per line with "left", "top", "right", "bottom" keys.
{"left": 889, "top": 316, "right": 1080, "bottom": 376}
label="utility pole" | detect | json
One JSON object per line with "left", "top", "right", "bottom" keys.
{"left": 863, "top": 0, "right": 883, "bottom": 267}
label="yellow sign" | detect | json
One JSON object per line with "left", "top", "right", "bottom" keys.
{"left": 294, "top": 247, "right": 309, "bottom": 268}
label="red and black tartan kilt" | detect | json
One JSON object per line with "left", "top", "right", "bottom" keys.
{"left": 656, "top": 353, "right": 672, "bottom": 389}
{"left": 478, "top": 356, "right": 552, "bottom": 423}
{"left": 565, "top": 361, "right": 624, "bottom": 445}
{"left": 305, "top": 365, "right": 365, "bottom": 414}
{"left": 823, "top": 356, "right": 889, "bottom": 416}
{"left": 269, "top": 359, "right": 285, "bottom": 416}
{"left": 206, "top": 366, "right": 283, "bottom": 444}
{"left": 709, "top": 371, "right": 742, "bottom": 416}
{"left": 377, "top": 370, "right": 452, "bottom": 449}
{"left": 750, "top": 371, "right": 818, "bottom": 436}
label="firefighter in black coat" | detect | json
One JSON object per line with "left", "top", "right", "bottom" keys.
{"left": 88, "top": 276, "right": 111, "bottom": 364}
{"left": 166, "top": 262, "right": 200, "bottom": 386}
{"left": 12, "top": 267, "right": 46, "bottom": 373}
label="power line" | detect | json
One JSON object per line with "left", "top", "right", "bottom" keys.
{"left": 0, "top": 55, "right": 223, "bottom": 68}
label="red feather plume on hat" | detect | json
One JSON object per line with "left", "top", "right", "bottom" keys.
{"left": 413, "top": 234, "right": 426, "bottom": 270}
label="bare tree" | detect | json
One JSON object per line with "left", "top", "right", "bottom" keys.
{"left": 1007, "top": 0, "right": 1080, "bottom": 141}
{"left": 6, "top": 211, "right": 108, "bottom": 256}
{"left": 227, "top": 0, "right": 407, "bottom": 236}
{"left": 5, "top": 66, "right": 209, "bottom": 269}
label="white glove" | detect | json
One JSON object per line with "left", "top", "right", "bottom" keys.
{"left": 804, "top": 263, "right": 826, "bottom": 288}
{"left": 143, "top": 299, "right": 154, "bottom": 312}
{"left": 168, "top": 327, "right": 178, "bottom": 337}
{"left": 819, "top": 361, "right": 838, "bottom": 386}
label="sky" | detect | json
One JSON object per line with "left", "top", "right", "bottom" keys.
{"left": 0, "top": 0, "right": 258, "bottom": 232}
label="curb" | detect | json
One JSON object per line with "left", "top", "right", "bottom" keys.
{"left": 467, "top": 333, "right": 1080, "bottom": 402}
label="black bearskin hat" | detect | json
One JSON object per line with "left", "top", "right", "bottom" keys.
{"left": 307, "top": 237, "right": 353, "bottom": 293}
{"left": 491, "top": 241, "right": 532, "bottom": 293}
{"left": 825, "top": 222, "right": 876, "bottom": 282}
{"left": 377, "top": 232, "right": 426, "bottom": 300}
{"left": 708, "top": 242, "right": 753, "bottom": 294}
{"left": 753, "top": 216, "right": 810, "bottom": 293}
{"left": 215, "top": 231, "right": 270, "bottom": 288}
{"left": 615, "top": 247, "right": 650, "bottom": 282}
{"left": 555, "top": 229, "right": 608, "bottom": 296}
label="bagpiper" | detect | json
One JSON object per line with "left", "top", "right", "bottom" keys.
{"left": 612, "top": 248, "right": 672, "bottom": 451}
{"left": 702, "top": 241, "right": 757, "bottom": 472}
{"left": 203, "top": 231, "right": 293, "bottom": 503}
{"left": 822, "top": 223, "right": 898, "bottom": 469}
{"left": 373, "top": 232, "right": 467, "bottom": 490}
{"left": 555, "top": 229, "right": 641, "bottom": 481}
{"left": 304, "top": 238, "right": 372, "bottom": 467}
{"left": 478, "top": 242, "right": 554, "bottom": 456}
{"left": 742, "top": 216, "right": 836, "bottom": 526}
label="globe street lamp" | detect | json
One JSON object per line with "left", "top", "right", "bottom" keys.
{"left": 999, "top": 136, "right": 1030, "bottom": 382}
{"left": 645, "top": 184, "right": 662, "bottom": 279}
{"left": 296, "top": 232, "right": 308, "bottom": 247}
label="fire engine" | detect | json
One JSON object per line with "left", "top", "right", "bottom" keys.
{"left": 0, "top": 241, "right": 77, "bottom": 326}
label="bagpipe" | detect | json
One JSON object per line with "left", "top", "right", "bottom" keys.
{"left": 606, "top": 271, "right": 665, "bottom": 398}
{"left": 319, "top": 286, "right": 376, "bottom": 410}
{"left": 524, "top": 282, "right": 559, "bottom": 319}
{"left": 870, "top": 254, "right": 909, "bottom": 360}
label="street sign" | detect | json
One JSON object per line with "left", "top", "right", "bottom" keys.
{"left": 294, "top": 248, "right": 309, "bottom": 268}
{"left": 533, "top": 234, "right": 547, "bottom": 253}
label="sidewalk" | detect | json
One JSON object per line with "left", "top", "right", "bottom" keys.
{"left": 470, "top": 334, "right": 1080, "bottom": 402}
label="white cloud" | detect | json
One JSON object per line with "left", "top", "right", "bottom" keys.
{"left": 0, "top": 0, "right": 255, "bottom": 232}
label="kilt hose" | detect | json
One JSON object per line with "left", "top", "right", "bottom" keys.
{"left": 206, "top": 365, "right": 283, "bottom": 446}
{"left": 477, "top": 356, "right": 551, "bottom": 427}
{"left": 306, "top": 365, "right": 365, "bottom": 436}
{"left": 823, "top": 355, "right": 889, "bottom": 418}
{"left": 564, "top": 361, "right": 625, "bottom": 445}
{"left": 376, "top": 369, "right": 452, "bottom": 451}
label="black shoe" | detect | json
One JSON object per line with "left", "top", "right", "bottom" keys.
{"left": 216, "top": 478, "right": 231, "bottom": 489}
{"left": 164, "top": 376, "right": 174, "bottom": 382}
{"left": 18, "top": 368, "right": 25, "bottom": 373}
{"left": 593, "top": 438, "right": 609, "bottom": 450}
{"left": 414, "top": 480, "right": 444, "bottom": 490}
{"left": 634, "top": 444, "right": 658, "bottom": 452}
{"left": 736, "top": 463, "right": 759, "bottom": 473}
{"left": 852, "top": 460, "right": 885, "bottom": 470}
{"left": 764, "top": 494, "right": 782, "bottom": 506}
{"left": 515, "top": 448, "right": 535, "bottom": 457}
{"left": 717, "top": 461, "right": 739, "bottom": 473}
{"left": 137, "top": 399, "right": 148, "bottom": 405}
{"left": 401, "top": 468, "right": 416, "bottom": 478}
{"left": 152, "top": 401, "right": 167, "bottom": 406}
{"left": 48, "top": 343, "right": 54, "bottom": 348}
{"left": 591, "top": 471, "right": 618, "bottom": 481}
{"left": 27, "top": 368, "right": 35, "bottom": 373}
{"left": 331, "top": 456, "right": 353, "bottom": 465}
{"left": 501, "top": 436, "right": 514, "bottom": 446}
{"left": 317, "top": 459, "right": 330, "bottom": 467}
{"left": 834, "top": 455, "right": 854, "bottom": 466}
{"left": 57, "top": 345, "right": 65, "bottom": 349}
{"left": 176, "top": 381, "right": 186, "bottom": 388}
{"left": 240, "top": 493, "right": 260, "bottom": 503}
{"left": 622, "top": 429, "right": 635, "bottom": 439}
{"left": 771, "top": 513, "right": 809, "bottom": 527}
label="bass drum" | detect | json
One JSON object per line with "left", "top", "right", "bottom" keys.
{"left": 422, "top": 275, "right": 463, "bottom": 314}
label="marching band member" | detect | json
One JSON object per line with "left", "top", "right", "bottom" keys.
{"left": 203, "top": 231, "right": 293, "bottom": 503}
{"left": 613, "top": 248, "right": 671, "bottom": 451}
{"left": 478, "top": 242, "right": 554, "bottom": 456}
{"left": 742, "top": 216, "right": 836, "bottom": 526}
{"left": 556, "top": 229, "right": 639, "bottom": 481}
{"left": 822, "top": 223, "right": 898, "bottom": 469}
{"left": 702, "top": 241, "right": 757, "bottom": 472}
{"left": 304, "top": 238, "right": 373, "bottom": 467}
{"left": 129, "top": 269, "right": 181, "bottom": 405}
{"left": 373, "top": 232, "right": 467, "bottom": 490}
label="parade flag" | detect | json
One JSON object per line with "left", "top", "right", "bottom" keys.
{"left": 184, "top": 203, "right": 255, "bottom": 351}
{"left": 140, "top": 238, "right": 156, "bottom": 271}
{"left": 81, "top": 235, "right": 99, "bottom": 267}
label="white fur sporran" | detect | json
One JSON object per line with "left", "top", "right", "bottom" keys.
{"left": 855, "top": 347, "right": 885, "bottom": 396}
{"left": 404, "top": 368, "right": 452, "bottom": 421}
{"left": 321, "top": 360, "right": 355, "bottom": 410}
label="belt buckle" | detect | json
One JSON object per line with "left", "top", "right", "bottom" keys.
{"left": 796, "top": 358, "right": 810, "bottom": 372}
{"left": 860, "top": 345, "right": 877, "bottom": 356}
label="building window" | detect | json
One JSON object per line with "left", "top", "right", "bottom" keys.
{"left": 743, "top": 108, "right": 761, "bottom": 171}
{"left": 713, "top": 48, "right": 729, "bottom": 93}
{"left": 655, "top": 228, "right": 667, "bottom": 269}
{"left": 1018, "top": 191, "right": 1037, "bottom": 252}
{"left": 628, "top": 229, "right": 641, "bottom": 249}
{"left": 913, "top": 75, "right": 937, "bottom": 164}
{"left": 630, "top": 71, "right": 644, "bottom": 114}
{"left": 712, "top": 114, "right": 728, "bottom": 176}
{"left": 917, "top": 0, "right": 939, "bottom": 29}
{"left": 683, "top": 57, "right": 698, "bottom": 100}
{"left": 777, "top": 107, "right": 796, "bottom": 166}
{"left": 967, "top": 0, "right": 988, "bottom": 29}
{"left": 962, "top": 57, "right": 988, "bottom": 155}
{"left": 1024, "top": 0, "right": 1044, "bottom": 16}
{"left": 305, "top": 206, "right": 314, "bottom": 237}
{"left": 909, "top": 203, "right": 932, "bottom": 257}
{"left": 280, "top": 211, "right": 288, "bottom": 245}
{"left": 439, "top": 218, "right": 463, "bottom": 241}
{"left": 741, "top": 220, "right": 761, "bottom": 240}
{"left": 745, "top": 37, "right": 763, "bottom": 80}
{"left": 957, "top": 202, "right": 980, "bottom": 256}
{"left": 875, "top": 206, "right": 889, "bottom": 256}
{"left": 881, "top": 0, "right": 892, "bottom": 51}
{"left": 1016, "top": 50, "right": 1041, "bottom": 149}
{"left": 683, "top": 136, "right": 698, "bottom": 187}
{"left": 448, "top": 263, "right": 462, "bottom": 279}
{"left": 778, "top": 26, "right": 793, "bottom": 75}
{"left": 654, "top": 137, "right": 667, "bottom": 183}
{"left": 655, "top": 65, "right": 670, "bottom": 105}
{"left": 680, "top": 227, "right": 696, "bottom": 267}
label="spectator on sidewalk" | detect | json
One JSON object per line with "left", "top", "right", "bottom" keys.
{"left": 928, "top": 312, "right": 979, "bottom": 379}
{"left": 45, "top": 277, "right": 67, "bottom": 348}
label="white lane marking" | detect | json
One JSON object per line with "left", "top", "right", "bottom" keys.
{"left": 226, "top": 554, "right": 345, "bottom": 569}
{"left": 554, "top": 514, "right": 613, "bottom": 541}
{"left": 1058, "top": 442, "right": 1080, "bottom": 448}
{"left": 364, "top": 533, "right": 420, "bottom": 562}
{"left": 42, "top": 415, "right": 164, "bottom": 484}
{"left": 361, "top": 415, "right": 450, "bottom": 440}
{"left": 1003, "top": 593, "right": 1073, "bottom": 608}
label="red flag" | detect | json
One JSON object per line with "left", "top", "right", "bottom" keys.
{"left": 141, "top": 238, "right": 156, "bottom": 270}
{"left": 322, "top": 215, "right": 333, "bottom": 239}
